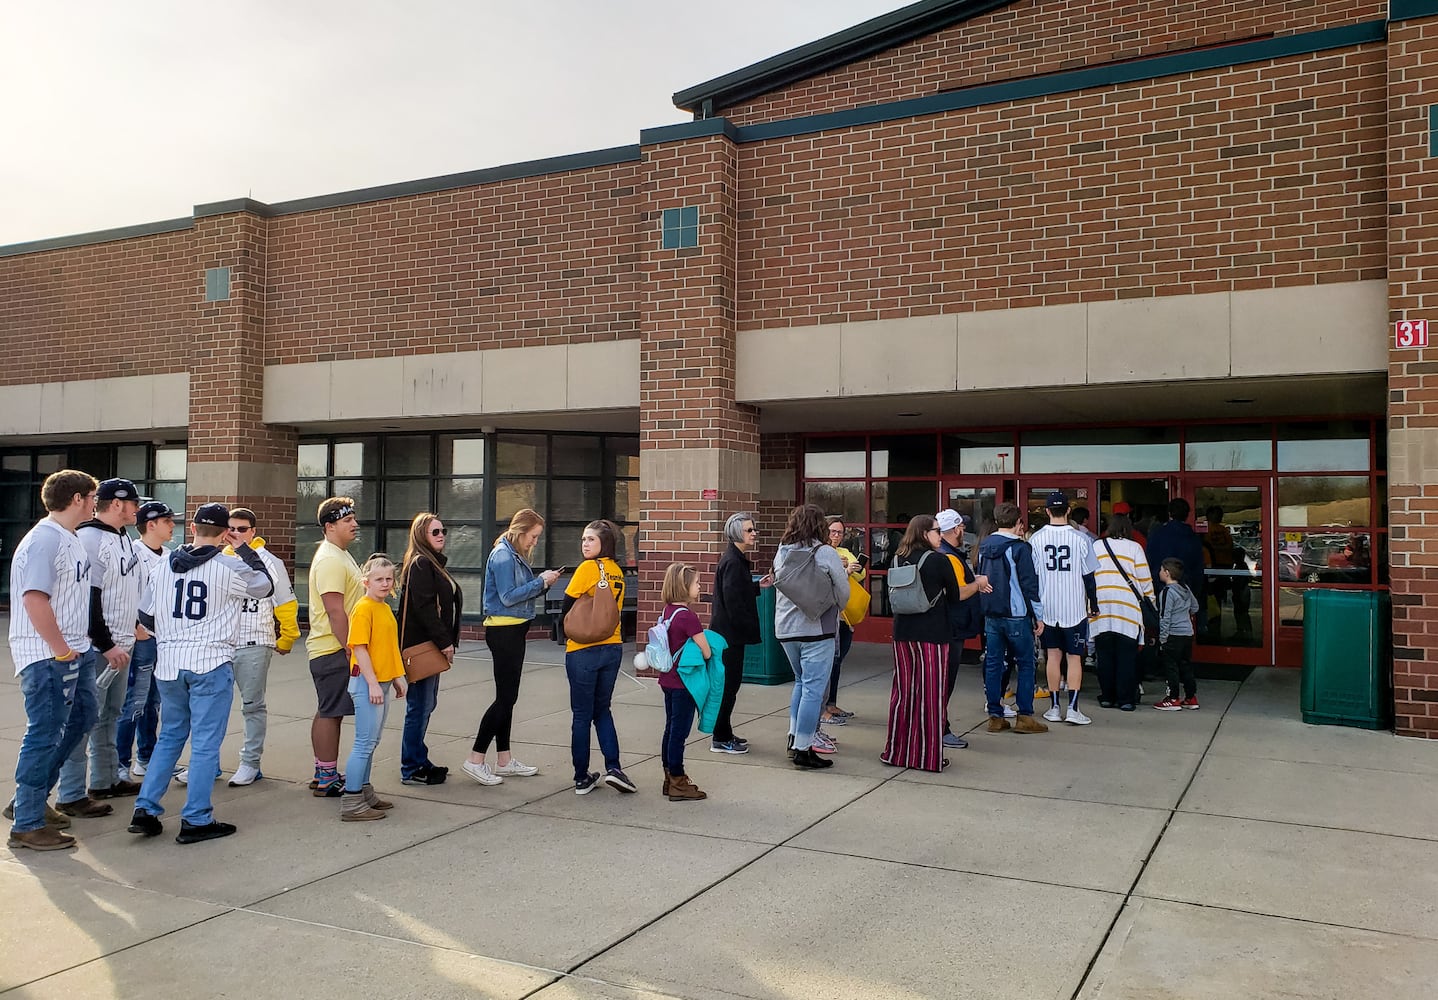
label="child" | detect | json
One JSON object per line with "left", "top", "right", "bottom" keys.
{"left": 658, "top": 563, "right": 710, "bottom": 802}
{"left": 1153, "top": 558, "right": 1200, "bottom": 711}
{"left": 343, "top": 554, "right": 408, "bottom": 820}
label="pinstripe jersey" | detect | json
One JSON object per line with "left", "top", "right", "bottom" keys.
{"left": 235, "top": 543, "right": 295, "bottom": 647}
{"left": 135, "top": 540, "right": 167, "bottom": 579}
{"left": 78, "top": 521, "right": 144, "bottom": 653}
{"left": 1029, "top": 522, "right": 1099, "bottom": 628}
{"left": 139, "top": 547, "right": 274, "bottom": 680}
{"left": 8, "top": 517, "right": 92, "bottom": 673}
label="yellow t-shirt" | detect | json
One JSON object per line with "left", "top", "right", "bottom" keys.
{"left": 564, "top": 557, "right": 625, "bottom": 652}
{"left": 306, "top": 540, "right": 364, "bottom": 657}
{"left": 348, "top": 596, "right": 404, "bottom": 683}
{"left": 484, "top": 615, "right": 528, "bottom": 627}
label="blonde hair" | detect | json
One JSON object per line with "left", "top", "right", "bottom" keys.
{"left": 661, "top": 562, "right": 699, "bottom": 606}
{"left": 495, "top": 507, "right": 545, "bottom": 557}
{"left": 362, "top": 553, "right": 395, "bottom": 579}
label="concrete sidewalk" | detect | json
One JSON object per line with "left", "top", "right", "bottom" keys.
{"left": 2, "top": 632, "right": 1437, "bottom": 1000}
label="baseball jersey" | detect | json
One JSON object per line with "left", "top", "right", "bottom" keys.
{"left": 231, "top": 540, "right": 298, "bottom": 649}
{"left": 1029, "top": 522, "right": 1099, "bottom": 628}
{"left": 78, "top": 520, "right": 144, "bottom": 653}
{"left": 306, "top": 539, "right": 363, "bottom": 657}
{"left": 8, "top": 517, "right": 92, "bottom": 673}
{"left": 140, "top": 546, "right": 274, "bottom": 680}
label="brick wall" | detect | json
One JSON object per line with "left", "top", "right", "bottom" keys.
{"left": 719, "top": 0, "right": 1384, "bottom": 126}
{"left": 736, "top": 45, "right": 1386, "bottom": 329}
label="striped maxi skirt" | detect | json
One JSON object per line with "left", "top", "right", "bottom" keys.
{"left": 881, "top": 640, "right": 947, "bottom": 772}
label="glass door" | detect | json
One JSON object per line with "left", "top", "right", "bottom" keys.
{"left": 941, "top": 481, "right": 1000, "bottom": 555}
{"left": 1188, "top": 479, "right": 1271, "bottom": 665}
{"left": 1019, "top": 480, "right": 1096, "bottom": 534}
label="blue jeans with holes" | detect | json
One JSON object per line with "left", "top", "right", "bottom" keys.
{"left": 345, "top": 674, "right": 391, "bottom": 793}
{"left": 985, "top": 616, "right": 1036, "bottom": 718}
{"left": 117, "top": 636, "right": 158, "bottom": 770}
{"left": 784, "top": 637, "right": 834, "bottom": 752}
{"left": 400, "top": 673, "right": 440, "bottom": 780}
{"left": 12, "top": 651, "right": 98, "bottom": 833}
{"left": 134, "top": 664, "right": 235, "bottom": 826}
{"left": 565, "top": 643, "right": 623, "bottom": 781}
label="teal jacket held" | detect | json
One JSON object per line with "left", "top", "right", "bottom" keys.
{"left": 675, "top": 629, "right": 728, "bottom": 735}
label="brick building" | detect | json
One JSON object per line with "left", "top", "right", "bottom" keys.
{"left": 1, "top": 0, "right": 1432, "bottom": 734}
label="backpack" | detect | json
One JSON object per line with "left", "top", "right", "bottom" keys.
{"left": 887, "top": 551, "right": 940, "bottom": 615}
{"left": 644, "top": 606, "right": 684, "bottom": 674}
{"left": 774, "top": 545, "right": 839, "bottom": 620}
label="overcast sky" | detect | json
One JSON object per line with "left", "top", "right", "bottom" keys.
{"left": 0, "top": 1, "right": 909, "bottom": 246}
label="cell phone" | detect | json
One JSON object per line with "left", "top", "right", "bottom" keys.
{"left": 555, "top": 566, "right": 570, "bottom": 575}
{"left": 855, "top": 554, "right": 869, "bottom": 569}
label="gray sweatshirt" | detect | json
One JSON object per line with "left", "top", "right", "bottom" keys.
{"left": 1159, "top": 582, "right": 1199, "bottom": 643}
{"left": 773, "top": 542, "right": 850, "bottom": 641}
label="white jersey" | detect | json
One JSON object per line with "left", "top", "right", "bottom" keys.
{"left": 77, "top": 521, "right": 144, "bottom": 653}
{"left": 140, "top": 546, "right": 274, "bottom": 680}
{"left": 8, "top": 517, "right": 92, "bottom": 673}
{"left": 1029, "top": 522, "right": 1098, "bottom": 628}
{"left": 235, "top": 544, "right": 295, "bottom": 647}
{"left": 136, "top": 541, "right": 166, "bottom": 579}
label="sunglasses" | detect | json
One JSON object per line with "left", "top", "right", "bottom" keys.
{"left": 429, "top": 527, "right": 447, "bottom": 537}
{"left": 229, "top": 525, "right": 253, "bottom": 533}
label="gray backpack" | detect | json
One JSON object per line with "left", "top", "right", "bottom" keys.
{"left": 887, "top": 551, "right": 940, "bottom": 615}
{"left": 774, "top": 545, "right": 838, "bottom": 620}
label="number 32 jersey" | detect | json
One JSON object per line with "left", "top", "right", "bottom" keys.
{"left": 140, "top": 546, "right": 274, "bottom": 680}
{"left": 1029, "top": 523, "right": 1098, "bottom": 628}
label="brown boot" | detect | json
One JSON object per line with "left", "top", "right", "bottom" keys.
{"left": 362, "top": 784, "right": 394, "bottom": 810}
{"left": 340, "top": 792, "right": 386, "bottom": 822}
{"left": 45, "top": 804, "right": 72, "bottom": 830}
{"left": 667, "top": 774, "right": 707, "bottom": 802}
{"left": 986, "top": 717, "right": 1012, "bottom": 733}
{"left": 661, "top": 767, "right": 672, "bottom": 797}
{"left": 1013, "top": 715, "right": 1049, "bottom": 734}
{"left": 57, "top": 796, "right": 113, "bottom": 818}
{"left": 8, "top": 826, "right": 77, "bottom": 851}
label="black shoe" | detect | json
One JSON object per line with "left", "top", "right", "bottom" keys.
{"left": 791, "top": 748, "right": 833, "bottom": 770}
{"left": 1098, "top": 700, "right": 1116, "bottom": 709}
{"left": 786, "top": 734, "right": 796, "bottom": 760}
{"left": 128, "top": 809, "right": 163, "bottom": 837}
{"left": 575, "top": 772, "right": 601, "bottom": 795}
{"left": 175, "top": 820, "right": 237, "bottom": 844}
{"left": 427, "top": 764, "right": 449, "bottom": 783}
{"left": 401, "top": 766, "right": 447, "bottom": 787}
{"left": 601, "top": 768, "right": 637, "bottom": 794}
{"left": 1119, "top": 703, "right": 1136, "bottom": 712}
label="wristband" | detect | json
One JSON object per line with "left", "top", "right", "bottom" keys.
{"left": 54, "top": 649, "right": 77, "bottom": 663}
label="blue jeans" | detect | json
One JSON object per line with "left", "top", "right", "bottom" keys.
{"left": 135, "top": 664, "right": 235, "bottom": 826}
{"left": 117, "top": 636, "right": 158, "bottom": 769}
{"left": 784, "top": 637, "right": 834, "bottom": 752}
{"left": 985, "top": 617, "right": 1036, "bottom": 718}
{"left": 12, "top": 651, "right": 98, "bottom": 833}
{"left": 565, "top": 644, "right": 623, "bottom": 780}
{"left": 661, "top": 686, "right": 696, "bottom": 777}
{"left": 59, "top": 650, "right": 130, "bottom": 800}
{"left": 345, "top": 675, "right": 391, "bottom": 793}
{"left": 400, "top": 673, "right": 440, "bottom": 780}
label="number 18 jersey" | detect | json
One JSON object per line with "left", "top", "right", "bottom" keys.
{"left": 1029, "top": 523, "right": 1098, "bottom": 628}
{"left": 141, "top": 546, "right": 274, "bottom": 680}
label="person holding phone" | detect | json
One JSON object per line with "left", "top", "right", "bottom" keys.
{"left": 822, "top": 517, "right": 866, "bottom": 726}
{"left": 709, "top": 512, "right": 774, "bottom": 755}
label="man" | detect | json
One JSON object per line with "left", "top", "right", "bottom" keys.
{"left": 224, "top": 507, "right": 299, "bottom": 787}
{"left": 1070, "top": 506, "right": 1096, "bottom": 545}
{"left": 975, "top": 503, "right": 1048, "bottom": 735}
{"left": 306, "top": 496, "right": 366, "bottom": 796}
{"left": 1030, "top": 492, "right": 1100, "bottom": 725}
{"left": 117, "top": 500, "right": 177, "bottom": 782}
{"left": 7, "top": 470, "right": 99, "bottom": 851}
{"left": 129, "top": 503, "right": 272, "bottom": 844}
{"left": 936, "top": 508, "right": 983, "bottom": 748}
{"left": 1147, "top": 497, "right": 1206, "bottom": 623}
{"left": 56, "top": 478, "right": 144, "bottom": 809}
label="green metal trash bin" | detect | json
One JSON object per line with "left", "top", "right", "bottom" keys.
{"left": 742, "top": 582, "right": 791, "bottom": 685}
{"left": 1300, "top": 589, "right": 1392, "bottom": 730}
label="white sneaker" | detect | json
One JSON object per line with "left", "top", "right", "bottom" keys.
{"left": 130, "top": 760, "right": 147, "bottom": 777}
{"left": 117, "top": 766, "right": 131, "bottom": 783}
{"left": 228, "top": 764, "right": 262, "bottom": 786}
{"left": 461, "top": 761, "right": 503, "bottom": 786}
{"left": 492, "top": 758, "right": 539, "bottom": 777}
{"left": 1066, "top": 707, "right": 1093, "bottom": 726}
{"left": 1002, "top": 704, "right": 1018, "bottom": 719}
{"left": 1043, "top": 706, "right": 1063, "bottom": 723}
{"left": 173, "top": 767, "right": 189, "bottom": 785}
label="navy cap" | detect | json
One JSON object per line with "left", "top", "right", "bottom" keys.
{"left": 96, "top": 478, "right": 140, "bottom": 502}
{"left": 1045, "top": 491, "right": 1070, "bottom": 510}
{"left": 193, "top": 502, "right": 230, "bottom": 527}
{"left": 136, "top": 501, "right": 178, "bottom": 526}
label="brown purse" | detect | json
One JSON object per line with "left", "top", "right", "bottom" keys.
{"left": 563, "top": 559, "right": 621, "bottom": 644}
{"left": 400, "top": 558, "right": 453, "bottom": 683}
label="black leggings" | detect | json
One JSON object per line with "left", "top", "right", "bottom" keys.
{"left": 475, "top": 623, "right": 528, "bottom": 753}
{"left": 712, "top": 640, "right": 746, "bottom": 742}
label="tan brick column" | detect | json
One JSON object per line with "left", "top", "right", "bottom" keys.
{"left": 638, "top": 127, "right": 760, "bottom": 629}
{"left": 187, "top": 208, "right": 298, "bottom": 565}
{"left": 1388, "top": 10, "right": 1438, "bottom": 737}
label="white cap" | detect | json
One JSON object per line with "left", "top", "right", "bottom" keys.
{"left": 935, "top": 508, "right": 963, "bottom": 533}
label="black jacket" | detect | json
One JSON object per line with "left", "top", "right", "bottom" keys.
{"left": 399, "top": 551, "right": 462, "bottom": 650}
{"left": 711, "top": 542, "right": 761, "bottom": 646}
{"left": 891, "top": 548, "right": 962, "bottom": 645}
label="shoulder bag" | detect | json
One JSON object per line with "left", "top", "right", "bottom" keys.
{"left": 563, "top": 559, "right": 621, "bottom": 644}
{"left": 400, "top": 557, "right": 453, "bottom": 683}
{"left": 1102, "top": 538, "right": 1160, "bottom": 644}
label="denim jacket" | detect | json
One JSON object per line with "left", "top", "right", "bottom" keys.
{"left": 482, "top": 537, "right": 547, "bottom": 619}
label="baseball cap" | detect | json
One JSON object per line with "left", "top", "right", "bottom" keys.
{"left": 1045, "top": 491, "right": 1070, "bottom": 510}
{"left": 136, "top": 500, "right": 178, "bottom": 526}
{"left": 193, "top": 502, "right": 231, "bottom": 527}
{"left": 1112, "top": 501, "right": 1133, "bottom": 515}
{"left": 935, "top": 508, "right": 963, "bottom": 533}
{"left": 96, "top": 478, "right": 140, "bottom": 502}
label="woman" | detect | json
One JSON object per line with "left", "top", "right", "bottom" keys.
{"left": 1091, "top": 510, "right": 1155, "bottom": 711}
{"left": 709, "top": 511, "right": 773, "bottom": 755}
{"left": 463, "top": 508, "right": 561, "bottom": 786}
{"left": 773, "top": 503, "right": 850, "bottom": 771}
{"left": 822, "top": 517, "right": 866, "bottom": 726}
{"left": 562, "top": 520, "right": 635, "bottom": 795}
{"left": 882, "top": 514, "right": 974, "bottom": 773}
{"left": 398, "top": 513, "right": 462, "bottom": 786}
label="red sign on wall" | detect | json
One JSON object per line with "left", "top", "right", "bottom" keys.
{"left": 1396, "top": 319, "right": 1429, "bottom": 348}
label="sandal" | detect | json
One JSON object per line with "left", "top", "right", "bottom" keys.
{"left": 820, "top": 714, "right": 848, "bottom": 726}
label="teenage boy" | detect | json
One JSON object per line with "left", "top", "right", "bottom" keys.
{"left": 57, "top": 478, "right": 144, "bottom": 805}
{"left": 224, "top": 507, "right": 299, "bottom": 786}
{"left": 7, "top": 470, "right": 99, "bottom": 850}
{"left": 129, "top": 503, "right": 272, "bottom": 844}
{"left": 118, "top": 501, "right": 177, "bottom": 781}
{"left": 1030, "top": 492, "right": 1100, "bottom": 725}
{"left": 306, "top": 497, "right": 368, "bottom": 796}
{"left": 976, "top": 503, "right": 1048, "bottom": 735}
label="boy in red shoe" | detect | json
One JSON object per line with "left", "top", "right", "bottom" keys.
{"left": 1153, "top": 559, "right": 1199, "bottom": 711}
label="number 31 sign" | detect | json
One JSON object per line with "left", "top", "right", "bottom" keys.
{"left": 1396, "top": 319, "right": 1429, "bottom": 348}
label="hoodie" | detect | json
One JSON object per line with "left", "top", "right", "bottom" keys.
{"left": 976, "top": 531, "right": 1043, "bottom": 621}
{"left": 140, "top": 542, "right": 273, "bottom": 679}
{"left": 772, "top": 542, "right": 850, "bottom": 641}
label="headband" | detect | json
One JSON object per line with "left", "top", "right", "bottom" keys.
{"left": 318, "top": 504, "right": 355, "bottom": 526}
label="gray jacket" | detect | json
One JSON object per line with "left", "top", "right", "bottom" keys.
{"left": 773, "top": 542, "right": 850, "bottom": 641}
{"left": 1159, "top": 582, "right": 1199, "bottom": 643}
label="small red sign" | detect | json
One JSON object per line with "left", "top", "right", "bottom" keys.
{"left": 1395, "top": 319, "right": 1429, "bottom": 348}
{"left": 701, "top": 489, "right": 718, "bottom": 500}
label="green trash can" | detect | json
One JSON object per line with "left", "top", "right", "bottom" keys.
{"left": 742, "top": 581, "right": 791, "bottom": 685}
{"left": 1300, "top": 590, "right": 1392, "bottom": 730}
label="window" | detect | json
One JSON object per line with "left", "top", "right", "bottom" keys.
{"left": 660, "top": 206, "right": 699, "bottom": 250}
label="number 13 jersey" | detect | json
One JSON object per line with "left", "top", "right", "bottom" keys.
{"left": 141, "top": 545, "right": 275, "bottom": 680}
{"left": 1029, "top": 523, "right": 1098, "bottom": 629}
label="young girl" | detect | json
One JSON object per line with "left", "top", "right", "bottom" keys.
{"left": 1154, "top": 558, "right": 1200, "bottom": 711}
{"left": 658, "top": 563, "right": 710, "bottom": 802}
{"left": 343, "top": 554, "right": 408, "bottom": 821}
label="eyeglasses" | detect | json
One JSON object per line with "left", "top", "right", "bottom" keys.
{"left": 229, "top": 525, "right": 253, "bottom": 533}
{"left": 429, "top": 527, "right": 447, "bottom": 537}
{"left": 925, "top": 527, "right": 941, "bottom": 535}
{"left": 744, "top": 527, "right": 758, "bottom": 534}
